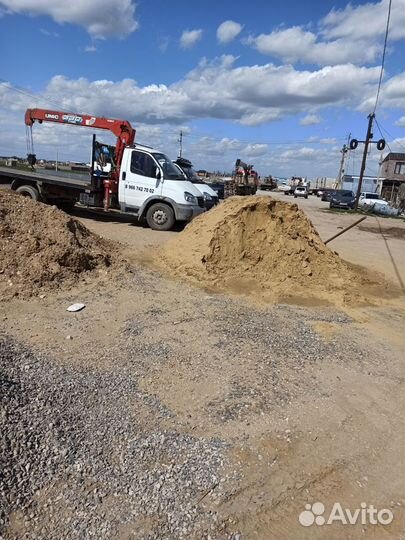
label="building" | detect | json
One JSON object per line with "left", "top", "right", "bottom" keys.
{"left": 342, "top": 174, "right": 378, "bottom": 194}
{"left": 378, "top": 152, "right": 405, "bottom": 203}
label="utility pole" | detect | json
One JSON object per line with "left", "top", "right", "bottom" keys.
{"left": 336, "top": 144, "right": 348, "bottom": 189}
{"left": 354, "top": 113, "right": 375, "bottom": 210}
{"left": 178, "top": 130, "right": 183, "bottom": 158}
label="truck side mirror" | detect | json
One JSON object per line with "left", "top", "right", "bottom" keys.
{"left": 155, "top": 168, "right": 161, "bottom": 180}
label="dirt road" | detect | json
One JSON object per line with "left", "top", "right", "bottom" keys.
{"left": 1, "top": 194, "right": 404, "bottom": 539}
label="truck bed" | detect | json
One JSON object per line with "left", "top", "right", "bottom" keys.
{"left": 0, "top": 166, "right": 92, "bottom": 190}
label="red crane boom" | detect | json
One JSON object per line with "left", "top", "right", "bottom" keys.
{"left": 25, "top": 108, "right": 136, "bottom": 209}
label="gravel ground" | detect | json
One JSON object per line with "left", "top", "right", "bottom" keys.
{"left": 0, "top": 335, "right": 234, "bottom": 540}
{"left": 0, "top": 266, "right": 403, "bottom": 540}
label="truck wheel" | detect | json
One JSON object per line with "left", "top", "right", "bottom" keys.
{"left": 15, "top": 185, "right": 41, "bottom": 201}
{"left": 146, "top": 203, "right": 175, "bottom": 231}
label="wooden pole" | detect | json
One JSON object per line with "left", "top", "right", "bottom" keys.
{"left": 325, "top": 216, "right": 367, "bottom": 244}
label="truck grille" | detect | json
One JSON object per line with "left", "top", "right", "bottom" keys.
{"left": 197, "top": 196, "right": 204, "bottom": 208}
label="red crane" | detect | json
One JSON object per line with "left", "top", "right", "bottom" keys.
{"left": 25, "top": 108, "right": 136, "bottom": 209}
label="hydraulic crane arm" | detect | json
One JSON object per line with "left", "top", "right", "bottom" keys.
{"left": 25, "top": 108, "right": 135, "bottom": 174}
{"left": 25, "top": 108, "right": 135, "bottom": 143}
{"left": 25, "top": 108, "right": 136, "bottom": 209}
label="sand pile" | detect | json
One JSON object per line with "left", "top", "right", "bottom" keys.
{"left": 158, "top": 196, "right": 386, "bottom": 306}
{"left": 0, "top": 191, "right": 124, "bottom": 299}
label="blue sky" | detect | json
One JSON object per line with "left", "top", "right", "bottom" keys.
{"left": 0, "top": 0, "right": 404, "bottom": 178}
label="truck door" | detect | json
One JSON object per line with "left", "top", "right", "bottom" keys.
{"left": 123, "top": 149, "right": 162, "bottom": 211}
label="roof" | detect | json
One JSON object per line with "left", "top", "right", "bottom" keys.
{"left": 381, "top": 152, "right": 405, "bottom": 163}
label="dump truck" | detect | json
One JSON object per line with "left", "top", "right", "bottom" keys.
{"left": 259, "top": 175, "right": 277, "bottom": 191}
{"left": 0, "top": 108, "right": 205, "bottom": 230}
{"left": 224, "top": 159, "right": 259, "bottom": 198}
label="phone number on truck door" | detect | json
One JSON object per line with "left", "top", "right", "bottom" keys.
{"left": 126, "top": 185, "right": 155, "bottom": 193}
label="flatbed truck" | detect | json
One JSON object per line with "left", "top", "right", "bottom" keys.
{"left": 0, "top": 109, "right": 205, "bottom": 231}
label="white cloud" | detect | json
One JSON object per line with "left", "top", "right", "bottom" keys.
{"left": 247, "top": 0, "right": 405, "bottom": 66}
{"left": 390, "top": 138, "right": 405, "bottom": 152}
{"left": 360, "top": 71, "right": 405, "bottom": 111}
{"left": 84, "top": 45, "right": 97, "bottom": 53}
{"left": 180, "top": 29, "right": 203, "bottom": 49}
{"left": 321, "top": 0, "right": 405, "bottom": 42}
{"left": 280, "top": 147, "right": 317, "bottom": 160}
{"left": 319, "top": 138, "right": 337, "bottom": 144}
{"left": 0, "top": 0, "right": 138, "bottom": 38}
{"left": 217, "top": 20, "right": 243, "bottom": 44}
{"left": 395, "top": 116, "right": 405, "bottom": 127}
{"left": 243, "top": 143, "right": 268, "bottom": 157}
{"left": 300, "top": 114, "right": 321, "bottom": 126}
{"left": 0, "top": 58, "right": 382, "bottom": 129}
{"left": 40, "top": 28, "right": 60, "bottom": 38}
{"left": 248, "top": 26, "right": 379, "bottom": 66}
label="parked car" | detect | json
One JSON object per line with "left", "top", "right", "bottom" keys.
{"left": 329, "top": 190, "right": 355, "bottom": 209}
{"left": 316, "top": 187, "right": 332, "bottom": 197}
{"left": 206, "top": 181, "right": 225, "bottom": 200}
{"left": 358, "top": 192, "right": 388, "bottom": 208}
{"left": 321, "top": 189, "right": 337, "bottom": 202}
{"left": 294, "top": 186, "right": 308, "bottom": 199}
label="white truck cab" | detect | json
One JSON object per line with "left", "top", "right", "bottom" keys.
{"left": 172, "top": 159, "right": 219, "bottom": 209}
{"left": 118, "top": 144, "right": 205, "bottom": 230}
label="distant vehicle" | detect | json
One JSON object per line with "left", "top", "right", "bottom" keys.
{"left": 321, "top": 189, "right": 338, "bottom": 202}
{"left": 259, "top": 175, "right": 277, "bottom": 191}
{"left": 358, "top": 192, "right": 389, "bottom": 208}
{"left": 278, "top": 182, "right": 293, "bottom": 194}
{"left": 294, "top": 186, "right": 308, "bottom": 199}
{"left": 206, "top": 180, "right": 225, "bottom": 200}
{"left": 329, "top": 190, "right": 355, "bottom": 209}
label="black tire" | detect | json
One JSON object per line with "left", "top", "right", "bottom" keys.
{"left": 305, "top": 195, "right": 308, "bottom": 199}
{"left": 15, "top": 185, "right": 41, "bottom": 201}
{"left": 146, "top": 202, "right": 175, "bottom": 231}
{"left": 294, "top": 195, "right": 297, "bottom": 198}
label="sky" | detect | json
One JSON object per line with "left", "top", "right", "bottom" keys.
{"left": 0, "top": 0, "right": 404, "bottom": 178}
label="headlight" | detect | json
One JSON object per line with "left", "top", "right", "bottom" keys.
{"left": 203, "top": 192, "right": 212, "bottom": 200}
{"left": 184, "top": 191, "right": 197, "bottom": 203}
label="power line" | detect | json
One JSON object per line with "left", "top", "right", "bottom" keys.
{"left": 183, "top": 132, "right": 347, "bottom": 147}
{"left": 372, "top": 0, "right": 392, "bottom": 113}
{"left": 0, "top": 79, "right": 67, "bottom": 112}
{"left": 374, "top": 117, "right": 393, "bottom": 153}
{"left": 0, "top": 78, "right": 91, "bottom": 115}
{"left": 375, "top": 117, "right": 405, "bottom": 151}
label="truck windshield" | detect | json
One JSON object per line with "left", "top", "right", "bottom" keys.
{"left": 153, "top": 153, "right": 185, "bottom": 180}
{"left": 182, "top": 166, "right": 202, "bottom": 183}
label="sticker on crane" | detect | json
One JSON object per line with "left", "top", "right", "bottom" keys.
{"left": 62, "top": 114, "right": 83, "bottom": 124}
{"left": 45, "top": 113, "right": 59, "bottom": 120}
{"left": 85, "top": 117, "right": 96, "bottom": 126}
